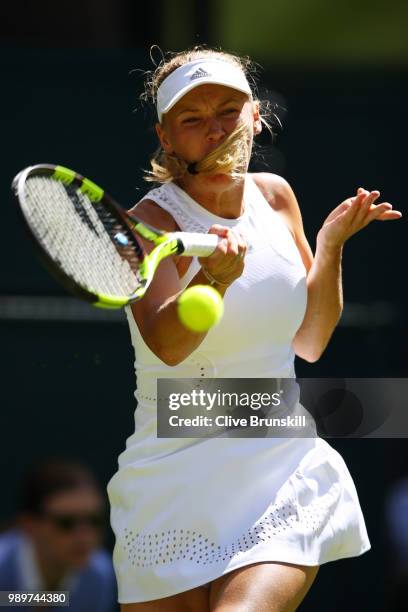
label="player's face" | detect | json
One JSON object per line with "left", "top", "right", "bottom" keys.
{"left": 156, "top": 83, "right": 261, "bottom": 175}
{"left": 26, "top": 487, "right": 105, "bottom": 570}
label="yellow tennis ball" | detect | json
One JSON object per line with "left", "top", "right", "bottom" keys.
{"left": 177, "top": 285, "right": 224, "bottom": 332}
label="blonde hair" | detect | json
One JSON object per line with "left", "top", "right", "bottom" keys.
{"left": 141, "top": 47, "right": 267, "bottom": 184}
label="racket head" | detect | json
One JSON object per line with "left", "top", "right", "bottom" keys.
{"left": 12, "top": 164, "right": 150, "bottom": 308}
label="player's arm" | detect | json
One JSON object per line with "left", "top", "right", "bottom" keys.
{"left": 128, "top": 200, "right": 242, "bottom": 366}
{"left": 253, "top": 173, "right": 342, "bottom": 363}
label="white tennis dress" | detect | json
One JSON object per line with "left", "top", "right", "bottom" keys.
{"left": 106, "top": 175, "right": 370, "bottom": 604}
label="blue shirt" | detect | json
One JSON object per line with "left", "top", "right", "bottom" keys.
{"left": 0, "top": 529, "right": 117, "bottom": 612}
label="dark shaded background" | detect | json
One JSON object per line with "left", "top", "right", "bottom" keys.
{"left": 1, "top": 1, "right": 407, "bottom": 610}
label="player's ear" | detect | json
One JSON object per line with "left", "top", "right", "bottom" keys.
{"left": 155, "top": 122, "right": 174, "bottom": 154}
{"left": 252, "top": 100, "right": 262, "bottom": 135}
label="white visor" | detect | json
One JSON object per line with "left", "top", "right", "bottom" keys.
{"left": 156, "top": 59, "right": 252, "bottom": 122}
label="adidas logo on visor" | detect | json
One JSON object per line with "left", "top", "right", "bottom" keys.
{"left": 190, "top": 67, "right": 211, "bottom": 80}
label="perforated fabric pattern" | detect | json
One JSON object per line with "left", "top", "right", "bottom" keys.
{"left": 122, "top": 487, "right": 338, "bottom": 568}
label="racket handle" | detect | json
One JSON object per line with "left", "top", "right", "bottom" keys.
{"left": 174, "top": 232, "right": 219, "bottom": 257}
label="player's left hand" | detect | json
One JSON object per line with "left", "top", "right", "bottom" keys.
{"left": 317, "top": 188, "right": 402, "bottom": 249}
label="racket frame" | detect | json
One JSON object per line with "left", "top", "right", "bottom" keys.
{"left": 12, "top": 164, "right": 185, "bottom": 309}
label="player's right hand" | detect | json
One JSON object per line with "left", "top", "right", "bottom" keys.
{"left": 198, "top": 224, "right": 247, "bottom": 287}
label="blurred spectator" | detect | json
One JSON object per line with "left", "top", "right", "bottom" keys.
{"left": 0, "top": 458, "right": 117, "bottom": 611}
{"left": 385, "top": 477, "right": 408, "bottom": 612}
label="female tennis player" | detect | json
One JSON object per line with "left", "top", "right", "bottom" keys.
{"left": 107, "top": 47, "right": 401, "bottom": 611}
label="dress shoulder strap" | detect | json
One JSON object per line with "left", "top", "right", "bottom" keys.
{"left": 136, "top": 183, "right": 204, "bottom": 286}
{"left": 136, "top": 183, "right": 209, "bottom": 234}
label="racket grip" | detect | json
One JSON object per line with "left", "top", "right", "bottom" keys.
{"left": 174, "top": 232, "right": 219, "bottom": 257}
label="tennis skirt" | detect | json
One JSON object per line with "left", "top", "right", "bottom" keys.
{"left": 107, "top": 436, "right": 370, "bottom": 603}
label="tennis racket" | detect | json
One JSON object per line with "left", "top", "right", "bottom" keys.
{"left": 12, "top": 164, "right": 218, "bottom": 309}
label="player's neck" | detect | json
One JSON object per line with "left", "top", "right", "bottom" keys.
{"left": 176, "top": 175, "right": 246, "bottom": 219}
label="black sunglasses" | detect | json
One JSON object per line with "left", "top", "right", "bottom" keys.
{"left": 41, "top": 512, "right": 105, "bottom": 531}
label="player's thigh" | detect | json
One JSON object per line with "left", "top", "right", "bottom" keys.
{"left": 209, "top": 561, "right": 319, "bottom": 612}
{"left": 120, "top": 583, "right": 210, "bottom": 612}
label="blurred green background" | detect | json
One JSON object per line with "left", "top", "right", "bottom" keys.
{"left": 217, "top": 0, "right": 408, "bottom": 66}
{"left": 0, "top": 1, "right": 407, "bottom": 610}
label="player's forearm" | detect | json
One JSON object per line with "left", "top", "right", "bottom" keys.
{"left": 293, "top": 242, "right": 343, "bottom": 362}
{"left": 145, "top": 270, "right": 228, "bottom": 366}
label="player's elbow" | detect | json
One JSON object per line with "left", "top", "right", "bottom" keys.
{"left": 142, "top": 333, "right": 186, "bottom": 367}
{"left": 299, "top": 350, "right": 322, "bottom": 363}
{"left": 293, "top": 337, "right": 324, "bottom": 363}
{"left": 159, "top": 353, "right": 184, "bottom": 367}
{"left": 154, "top": 345, "right": 187, "bottom": 367}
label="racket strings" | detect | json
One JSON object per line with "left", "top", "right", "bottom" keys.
{"left": 22, "top": 176, "right": 143, "bottom": 297}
